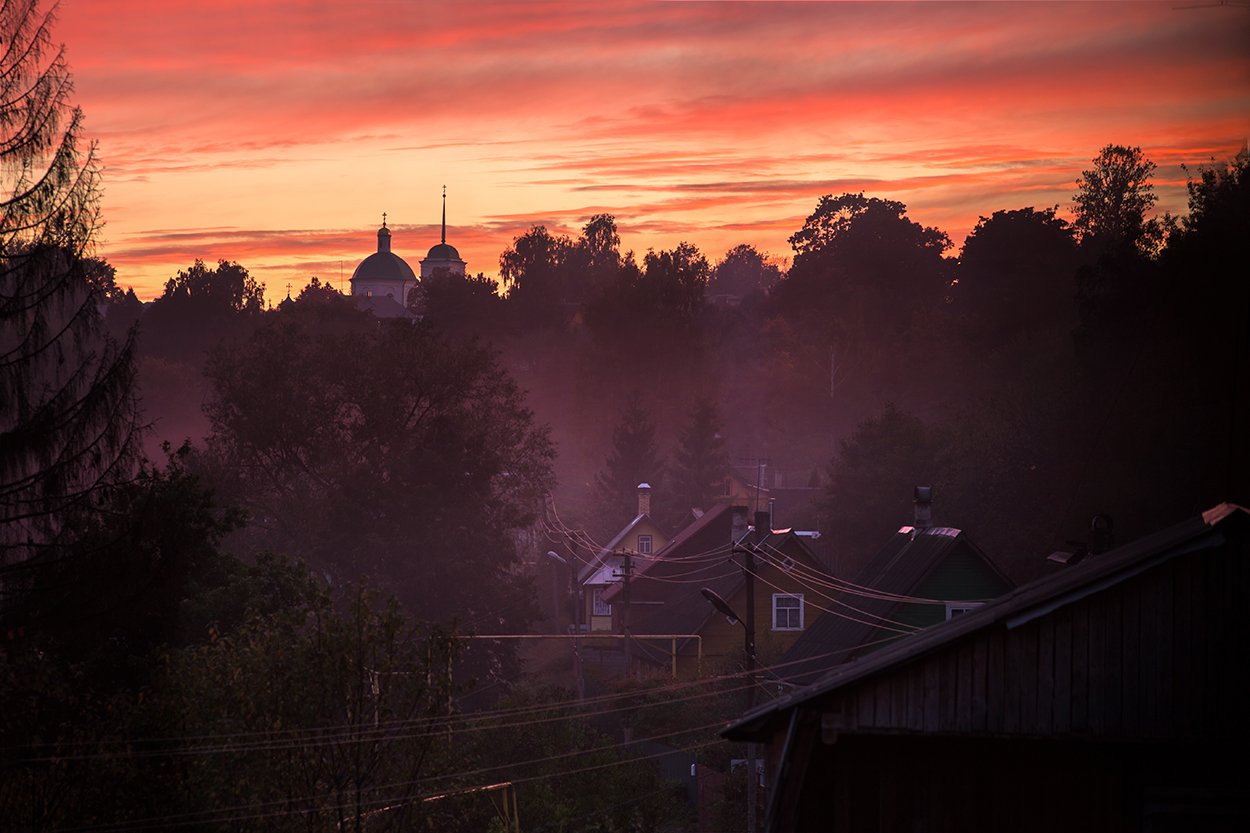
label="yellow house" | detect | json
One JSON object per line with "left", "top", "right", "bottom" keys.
{"left": 601, "top": 503, "right": 831, "bottom": 677}
{"left": 578, "top": 484, "right": 669, "bottom": 632}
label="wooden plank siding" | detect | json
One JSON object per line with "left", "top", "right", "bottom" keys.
{"left": 800, "top": 537, "right": 1245, "bottom": 741}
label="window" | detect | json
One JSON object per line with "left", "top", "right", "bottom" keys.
{"left": 945, "top": 602, "right": 983, "bottom": 620}
{"left": 772, "top": 594, "right": 804, "bottom": 630}
{"left": 592, "top": 588, "right": 612, "bottom": 617}
{"left": 637, "top": 535, "right": 652, "bottom": 555}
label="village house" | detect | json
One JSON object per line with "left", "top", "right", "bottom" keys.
{"left": 577, "top": 483, "right": 670, "bottom": 632}
{"left": 724, "top": 502, "right": 1250, "bottom": 833}
{"left": 601, "top": 502, "right": 832, "bottom": 677}
{"left": 780, "top": 487, "right": 1014, "bottom": 686}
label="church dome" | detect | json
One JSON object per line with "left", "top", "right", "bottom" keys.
{"left": 351, "top": 250, "right": 417, "bottom": 284}
{"left": 425, "top": 242, "right": 461, "bottom": 260}
{"left": 350, "top": 219, "right": 418, "bottom": 306}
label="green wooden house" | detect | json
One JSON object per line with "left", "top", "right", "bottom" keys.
{"left": 778, "top": 518, "right": 1013, "bottom": 686}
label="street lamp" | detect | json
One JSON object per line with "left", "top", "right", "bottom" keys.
{"left": 701, "top": 586, "right": 759, "bottom": 833}
{"left": 547, "top": 550, "right": 585, "bottom": 700}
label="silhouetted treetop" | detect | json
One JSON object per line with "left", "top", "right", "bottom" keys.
{"left": 159, "top": 258, "right": 265, "bottom": 314}
{"left": 709, "top": 243, "right": 782, "bottom": 301}
{"left": 500, "top": 225, "right": 572, "bottom": 329}
{"left": 1072, "top": 144, "right": 1160, "bottom": 253}
{"left": 957, "top": 207, "right": 1079, "bottom": 344}
{"left": 789, "top": 193, "right": 949, "bottom": 263}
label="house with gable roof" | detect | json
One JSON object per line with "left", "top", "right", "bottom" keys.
{"left": 601, "top": 502, "right": 833, "bottom": 677}
{"left": 725, "top": 502, "right": 1250, "bottom": 833}
{"left": 578, "top": 483, "right": 669, "bottom": 632}
{"left": 778, "top": 487, "right": 1013, "bottom": 686}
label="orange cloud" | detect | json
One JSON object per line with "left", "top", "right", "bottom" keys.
{"left": 51, "top": 0, "right": 1250, "bottom": 300}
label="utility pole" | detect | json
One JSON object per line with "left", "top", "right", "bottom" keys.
{"left": 621, "top": 551, "right": 633, "bottom": 678}
{"left": 740, "top": 543, "right": 759, "bottom": 833}
{"left": 572, "top": 565, "right": 586, "bottom": 701}
{"left": 702, "top": 564, "right": 760, "bottom": 833}
{"left": 547, "top": 549, "right": 586, "bottom": 700}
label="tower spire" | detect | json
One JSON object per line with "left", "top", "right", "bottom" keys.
{"left": 441, "top": 185, "right": 446, "bottom": 244}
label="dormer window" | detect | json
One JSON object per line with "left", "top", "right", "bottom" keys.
{"left": 637, "top": 535, "right": 652, "bottom": 555}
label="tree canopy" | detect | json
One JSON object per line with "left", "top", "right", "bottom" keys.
{"left": 1072, "top": 144, "right": 1160, "bottom": 253}
{"left": 709, "top": 243, "right": 782, "bottom": 301}
{"left": 780, "top": 193, "right": 951, "bottom": 334}
{"left": 957, "top": 207, "right": 1079, "bottom": 344}
{"left": 203, "top": 313, "right": 555, "bottom": 629}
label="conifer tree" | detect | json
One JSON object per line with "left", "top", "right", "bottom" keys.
{"left": 1, "top": 0, "right": 141, "bottom": 603}
{"left": 669, "top": 396, "right": 729, "bottom": 519}
{"left": 595, "top": 397, "right": 664, "bottom": 531}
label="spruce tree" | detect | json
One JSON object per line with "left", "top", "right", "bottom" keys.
{"left": 594, "top": 397, "right": 664, "bottom": 532}
{"left": 1, "top": 0, "right": 141, "bottom": 605}
{"left": 669, "top": 396, "right": 729, "bottom": 519}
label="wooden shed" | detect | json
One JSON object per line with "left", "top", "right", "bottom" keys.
{"left": 725, "top": 503, "right": 1250, "bottom": 832}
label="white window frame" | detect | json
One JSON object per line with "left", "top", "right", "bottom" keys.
{"left": 637, "top": 535, "right": 652, "bottom": 555}
{"left": 772, "top": 593, "right": 804, "bottom": 631}
{"left": 592, "top": 588, "right": 612, "bottom": 617}
{"left": 945, "top": 601, "right": 983, "bottom": 620}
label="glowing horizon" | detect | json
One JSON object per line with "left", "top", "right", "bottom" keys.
{"left": 56, "top": 0, "right": 1250, "bottom": 302}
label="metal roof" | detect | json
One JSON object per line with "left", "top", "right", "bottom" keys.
{"left": 350, "top": 250, "right": 417, "bottom": 284}
{"left": 777, "top": 525, "right": 1009, "bottom": 684}
{"left": 577, "top": 513, "right": 660, "bottom": 584}
{"left": 725, "top": 503, "right": 1249, "bottom": 742}
{"left": 616, "top": 507, "right": 826, "bottom": 657}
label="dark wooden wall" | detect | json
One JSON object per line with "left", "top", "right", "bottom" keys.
{"left": 817, "top": 536, "right": 1246, "bottom": 742}
{"left": 791, "top": 734, "right": 1245, "bottom": 833}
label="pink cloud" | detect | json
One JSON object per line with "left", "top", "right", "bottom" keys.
{"left": 47, "top": 1, "right": 1249, "bottom": 299}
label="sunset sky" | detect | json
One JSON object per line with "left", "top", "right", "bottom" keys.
{"left": 57, "top": 0, "right": 1250, "bottom": 302}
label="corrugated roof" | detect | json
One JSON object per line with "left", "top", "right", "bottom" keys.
{"left": 725, "top": 503, "right": 1249, "bottom": 742}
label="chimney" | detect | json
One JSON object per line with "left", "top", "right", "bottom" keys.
{"left": 754, "top": 509, "right": 770, "bottom": 536}
{"left": 913, "top": 486, "right": 933, "bottom": 529}
{"left": 768, "top": 497, "right": 776, "bottom": 530}
{"left": 1089, "top": 514, "right": 1115, "bottom": 554}
{"left": 637, "top": 483, "right": 651, "bottom": 517}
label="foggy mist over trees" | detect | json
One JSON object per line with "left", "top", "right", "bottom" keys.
{"left": 3, "top": 0, "right": 1248, "bottom": 829}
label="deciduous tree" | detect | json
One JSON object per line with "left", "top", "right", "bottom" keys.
{"left": 500, "top": 225, "right": 573, "bottom": 329}
{"left": 782, "top": 193, "right": 950, "bottom": 326}
{"left": 140, "top": 258, "right": 266, "bottom": 360}
{"left": 708, "top": 243, "right": 782, "bottom": 302}
{"left": 957, "top": 207, "right": 1079, "bottom": 345}
{"left": 1072, "top": 144, "right": 1159, "bottom": 253}
{"left": 203, "top": 313, "right": 555, "bottom": 631}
